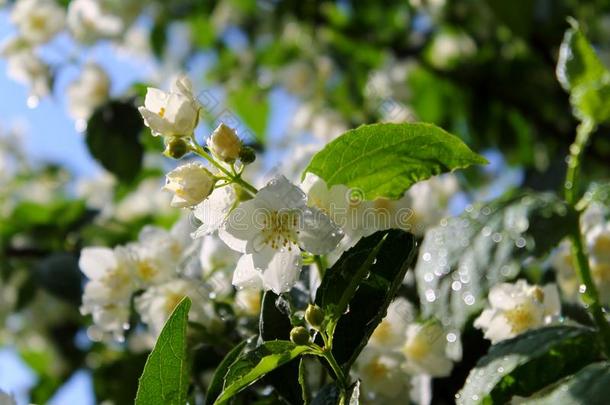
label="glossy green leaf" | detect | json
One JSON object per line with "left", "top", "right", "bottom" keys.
{"left": 415, "top": 192, "right": 577, "bottom": 330}
{"left": 304, "top": 123, "right": 487, "bottom": 200}
{"left": 214, "top": 340, "right": 310, "bottom": 404}
{"left": 86, "top": 101, "right": 144, "bottom": 183}
{"left": 523, "top": 362, "right": 610, "bottom": 404}
{"left": 457, "top": 326, "right": 601, "bottom": 404}
{"left": 135, "top": 297, "right": 191, "bottom": 405}
{"left": 315, "top": 229, "right": 416, "bottom": 370}
{"left": 205, "top": 340, "right": 248, "bottom": 405}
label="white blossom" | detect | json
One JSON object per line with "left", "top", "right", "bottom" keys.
{"left": 163, "top": 162, "right": 216, "bottom": 208}
{"left": 219, "top": 175, "right": 343, "bottom": 294}
{"left": 138, "top": 75, "right": 201, "bottom": 138}
{"left": 369, "top": 298, "right": 414, "bottom": 350}
{"left": 67, "top": 63, "right": 111, "bottom": 121}
{"left": 401, "top": 321, "right": 453, "bottom": 377}
{"left": 234, "top": 288, "right": 262, "bottom": 316}
{"left": 5, "top": 50, "right": 51, "bottom": 98}
{"left": 207, "top": 123, "right": 242, "bottom": 163}
{"left": 355, "top": 348, "right": 411, "bottom": 404}
{"left": 67, "top": 0, "right": 124, "bottom": 43}
{"left": 474, "top": 280, "right": 561, "bottom": 344}
{"left": 114, "top": 178, "right": 172, "bottom": 221}
{"left": 135, "top": 279, "right": 219, "bottom": 337}
{"left": 192, "top": 186, "right": 237, "bottom": 237}
{"left": 11, "top": 0, "right": 65, "bottom": 45}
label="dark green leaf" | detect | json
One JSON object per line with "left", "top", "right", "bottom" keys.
{"left": 415, "top": 193, "right": 577, "bottom": 330}
{"left": 135, "top": 297, "right": 191, "bottom": 405}
{"left": 35, "top": 253, "right": 82, "bottom": 305}
{"left": 315, "top": 229, "right": 416, "bottom": 370}
{"left": 457, "top": 326, "right": 601, "bottom": 404}
{"left": 86, "top": 101, "right": 144, "bottom": 183}
{"left": 523, "top": 362, "right": 610, "bottom": 404}
{"left": 215, "top": 341, "right": 310, "bottom": 404}
{"left": 205, "top": 340, "right": 249, "bottom": 405}
{"left": 304, "top": 123, "right": 487, "bottom": 200}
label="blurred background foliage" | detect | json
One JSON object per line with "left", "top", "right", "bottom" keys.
{"left": 2, "top": 0, "right": 610, "bottom": 403}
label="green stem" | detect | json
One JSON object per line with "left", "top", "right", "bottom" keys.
{"left": 313, "top": 255, "right": 326, "bottom": 280}
{"left": 190, "top": 143, "right": 258, "bottom": 195}
{"left": 564, "top": 119, "right": 610, "bottom": 357}
{"left": 308, "top": 344, "right": 349, "bottom": 400}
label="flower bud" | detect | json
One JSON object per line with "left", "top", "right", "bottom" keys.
{"left": 290, "top": 326, "right": 310, "bottom": 345}
{"left": 207, "top": 123, "right": 242, "bottom": 162}
{"left": 163, "top": 162, "right": 216, "bottom": 208}
{"left": 305, "top": 304, "right": 325, "bottom": 329}
{"left": 238, "top": 146, "right": 256, "bottom": 164}
{"left": 164, "top": 137, "right": 189, "bottom": 159}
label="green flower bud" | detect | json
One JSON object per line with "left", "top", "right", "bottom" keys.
{"left": 290, "top": 326, "right": 311, "bottom": 345}
{"left": 305, "top": 304, "right": 325, "bottom": 329}
{"left": 164, "top": 137, "right": 189, "bottom": 159}
{"left": 238, "top": 146, "right": 256, "bottom": 164}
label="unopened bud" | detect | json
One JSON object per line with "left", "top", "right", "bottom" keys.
{"left": 207, "top": 123, "right": 242, "bottom": 162}
{"left": 164, "top": 137, "right": 189, "bottom": 159}
{"left": 290, "top": 326, "right": 310, "bottom": 345}
{"left": 239, "top": 146, "right": 256, "bottom": 164}
{"left": 305, "top": 304, "right": 325, "bottom": 329}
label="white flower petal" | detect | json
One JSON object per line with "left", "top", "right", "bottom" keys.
{"left": 298, "top": 206, "right": 344, "bottom": 254}
{"left": 79, "top": 247, "right": 117, "bottom": 279}
{"left": 219, "top": 199, "right": 260, "bottom": 253}
{"left": 232, "top": 254, "right": 263, "bottom": 290}
{"left": 259, "top": 248, "right": 302, "bottom": 294}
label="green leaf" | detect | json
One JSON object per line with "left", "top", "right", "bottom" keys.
{"left": 35, "top": 253, "right": 82, "bottom": 305}
{"left": 227, "top": 85, "right": 269, "bottom": 144}
{"left": 205, "top": 340, "right": 249, "bottom": 405}
{"left": 415, "top": 192, "right": 577, "bottom": 330}
{"left": 557, "top": 22, "right": 610, "bottom": 123}
{"left": 86, "top": 100, "right": 144, "bottom": 183}
{"left": 523, "top": 362, "right": 610, "bottom": 404}
{"left": 315, "top": 229, "right": 416, "bottom": 370}
{"left": 214, "top": 340, "right": 310, "bottom": 404}
{"left": 135, "top": 297, "right": 191, "bottom": 405}
{"left": 303, "top": 123, "right": 487, "bottom": 200}
{"left": 457, "top": 326, "right": 601, "bottom": 404}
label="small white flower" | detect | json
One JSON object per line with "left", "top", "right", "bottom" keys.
{"left": 355, "top": 348, "right": 411, "bottom": 403}
{"left": 474, "top": 280, "right": 561, "bottom": 344}
{"left": 138, "top": 75, "right": 201, "bottom": 138}
{"left": 405, "top": 174, "right": 458, "bottom": 236}
{"left": 234, "top": 288, "right": 262, "bottom": 316}
{"left": 135, "top": 279, "right": 219, "bottom": 337}
{"left": 401, "top": 321, "right": 453, "bottom": 377}
{"left": 369, "top": 298, "right": 414, "bottom": 349}
{"left": 114, "top": 178, "right": 172, "bottom": 221}
{"left": 207, "top": 123, "right": 242, "bottom": 162}
{"left": 163, "top": 162, "right": 216, "bottom": 208}
{"left": 587, "top": 223, "right": 610, "bottom": 265}
{"left": 192, "top": 186, "right": 237, "bottom": 237}
{"left": 199, "top": 234, "right": 240, "bottom": 274}
{"left": 550, "top": 239, "right": 580, "bottom": 302}
{"left": 79, "top": 246, "right": 136, "bottom": 341}
{"left": 11, "top": 0, "right": 65, "bottom": 45}
{"left": 67, "top": 63, "right": 110, "bottom": 121}
{"left": 67, "top": 0, "right": 124, "bottom": 43}
{"left": 219, "top": 175, "right": 343, "bottom": 294}
{"left": 5, "top": 50, "right": 51, "bottom": 98}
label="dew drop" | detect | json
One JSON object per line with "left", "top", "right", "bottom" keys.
{"left": 464, "top": 294, "right": 475, "bottom": 305}
{"left": 422, "top": 252, "right": 432, "bottom": 262}
{"left": 447, "top": 333, "right": 457, "bottom": 343}
{"left": 579, "top": 284, "right": 587, "bottom": 293}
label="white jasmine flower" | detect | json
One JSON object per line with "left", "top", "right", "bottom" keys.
{"left": 219, "top": 175, "right": 343, "bottom": 294}
{"left": 207, "top": 123, "right": 242, "bottom": 163}
{"left": 401, "top": 321, "right": 453, "bottom": 377}
{"left": 67, "top": 63, "right": 110, "bottom": 121}
{"left": 67, "top": 0, "right": 124, "bottom": 43}
{"left": 474, "top": 280, "right": 561, "bottom": 344}
{"left": 369, "top": 298, "right": 414, "bottom": 349}
{"left": 114, "top": 178, "right": 172, "bottom": 221}
{"left": 79, "top": 246, "right": 136, "bottom": 341}
{"left": 550, "top": 239, "right": 580, "bottom": 302}
{"left": 163, "top": 162, "right": 216, "bottom": 208}
{"left": 587, "top": 223, "right": 610, "bottom": 265}
{"left": 135, "top": 279, "right": 219, "bottom": 337}
{"left": 406, "top": 174, "right": 458, "bottom": 236}
{"left": 11, "top": 0, "right": 65, "bottom": 45}
{"left": 192, "top": 186, "right": 237, "bottom": 237}
{"left": 199, "top": 234, "right": 240, "bottom": 274}
{"left": 6, "top": 50, "right": 51, "bottom": 98}
{"left": 138, "top": 75, "right": 201, "bottom": 138}
{"left": 355, "top": 348, "right": 411, "bottom": 404}
{"left": 234, "top": 288, "right": 262, "bottom": 316}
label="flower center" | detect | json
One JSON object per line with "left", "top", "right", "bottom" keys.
{"left": 158, "top": 107, "right": 166, "bottom": 118}
{"left": 164, "top": 292, "right": 186, "bottom": 315}
{"left": 364, "top": 358, "right": 389, "bottom": 380}
{"left": 30, "top": 15, "right": 47, "bottom": 31}
{"left": 136, "top": 260, "right": 158, "bottom": 281}
{"left": 260, "top": 210, "right": 298, "bottom": 250}
{"left": 403, "top": 337, "right": 429, "bottom": 361}
{"left": 504, "top": 304, "right": 536, "bottom": 333}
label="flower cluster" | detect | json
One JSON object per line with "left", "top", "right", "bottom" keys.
{"left": 353, "top": 298, "right": 454, "bottom": 403}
